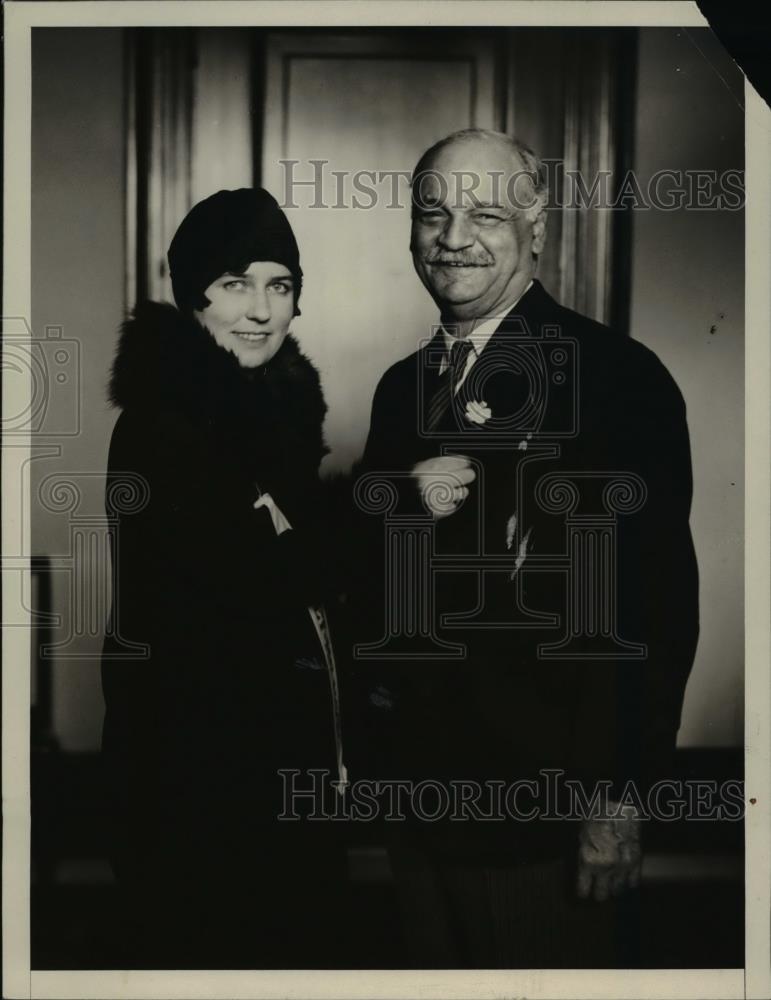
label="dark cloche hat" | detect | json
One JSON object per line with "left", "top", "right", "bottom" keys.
{"left": 168, "top": 188, "right": 303, "bottom": 313}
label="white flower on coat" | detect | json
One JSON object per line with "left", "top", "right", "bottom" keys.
{"left": 464, "top": 400, "right": 492, "bottom": 426}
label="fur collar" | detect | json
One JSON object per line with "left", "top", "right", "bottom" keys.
{"left": 109, "top": 300, "right": 328, "bottom": 496}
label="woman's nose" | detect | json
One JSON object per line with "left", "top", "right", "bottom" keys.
{"left": 246, "top": 288, "right": 271, "bottom": 324}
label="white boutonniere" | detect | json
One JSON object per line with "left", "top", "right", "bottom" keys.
{"left": 464, "top": 399, "right": 492, "bottom": 426}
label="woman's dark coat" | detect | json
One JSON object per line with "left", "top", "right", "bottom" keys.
{"left": 101, "top": 302, "right": 343, "bottom": 963}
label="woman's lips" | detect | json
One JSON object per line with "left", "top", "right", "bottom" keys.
{"left": 233, "top": 331, "right": 269, "bottom": 342}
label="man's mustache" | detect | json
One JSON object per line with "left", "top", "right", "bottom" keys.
{"left": 424, "top": 249, "right": 494, "bottom": 266}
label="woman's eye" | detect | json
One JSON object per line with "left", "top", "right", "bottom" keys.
{"left": 269, "top": 283, "right": 291, "bottom": 295}
{"left": 223, "top": 280, "right": 246, "bottom": 291}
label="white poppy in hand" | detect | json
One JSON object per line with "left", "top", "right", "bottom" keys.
{"left": 464, "top": 400, "right": 492, "bottom": 426}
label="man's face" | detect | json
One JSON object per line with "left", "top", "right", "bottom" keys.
{"left": 410, "top": 137, "right": 545, "bottom": 321}
{"left": 195, "top": 260, "right": 295, "bottom": 368}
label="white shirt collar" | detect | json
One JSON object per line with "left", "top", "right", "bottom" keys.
{"left": 440, "top": 280, "right": 534, "bottom": 359}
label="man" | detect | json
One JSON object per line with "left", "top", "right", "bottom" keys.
{"left": 354, "top": 129, "right": 699, "bottom": 967}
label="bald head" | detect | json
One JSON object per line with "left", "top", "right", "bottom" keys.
{"left": 412, "top": 129, "right": 548, "bottom": 219}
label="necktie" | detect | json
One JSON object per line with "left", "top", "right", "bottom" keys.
{"left": 426, "top": 338, "right": 474, "bottom": 431}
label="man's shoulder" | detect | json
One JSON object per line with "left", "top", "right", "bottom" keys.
{"left": 373, "top": 345, "right": 426, "bottom": 397}
{"left": 520, "top": 285, "right": 686, "bottom": 430}
{"left": 544, "top": 295, "right": 680, "bottom": 396}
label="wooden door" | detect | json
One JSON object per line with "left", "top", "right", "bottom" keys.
{"left": 260, "top": 31, "right": 499, "bottom": 471}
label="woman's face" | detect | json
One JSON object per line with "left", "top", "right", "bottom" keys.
{"left": 195, "top": 260, "right": 295, "bottom": 368}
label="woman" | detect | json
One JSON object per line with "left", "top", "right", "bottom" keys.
{"left": 101, "top": 188, "right": 348, "bottom": 968}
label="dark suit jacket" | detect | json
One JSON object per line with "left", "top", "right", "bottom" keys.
{"left": 353, "top": 280, "right": 699, "bottom": 848}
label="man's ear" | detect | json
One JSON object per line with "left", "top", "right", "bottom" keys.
{"left": 531, "top": 207, "right": 547, "bottom": 255}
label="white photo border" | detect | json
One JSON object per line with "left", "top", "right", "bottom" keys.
{"left": 3, "top": 2, "right": 769, "bottom": 998}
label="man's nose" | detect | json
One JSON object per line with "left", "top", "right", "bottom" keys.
{"left": 246, "top": 288, "right": 271, "bottom": 324}
{"left": 438, "top": 213, "right": 476, "bottom": 251}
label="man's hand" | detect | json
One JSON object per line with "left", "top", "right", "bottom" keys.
{"left": 576, "top": 804, "right": 642, "bottom": 902}
{"left": 411, "top": 455, "right": 476, "bottom": 518}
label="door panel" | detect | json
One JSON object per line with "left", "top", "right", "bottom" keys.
{"left": 261, "top": 32, "right": 498, "bottom": 470}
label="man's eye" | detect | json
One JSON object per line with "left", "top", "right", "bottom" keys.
{"left": 417, "top": 211, "right": 444, "bottom": 223}
{"left": 475, "top": 213, "right": 504, "bottom": 223}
